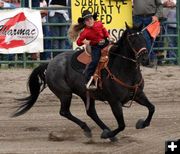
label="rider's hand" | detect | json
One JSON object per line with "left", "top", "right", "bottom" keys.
{"left": 152, "top": 16, "right": 159, "bottom": 22}
{"left": 108, "top": 36, "right": 115, "bottom": 43}
{"left": 83, "top": 39, "right": 90, "bottom": 45}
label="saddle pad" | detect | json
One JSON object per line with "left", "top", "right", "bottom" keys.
{"left": 77, "top": 51, "right": 91, "bottom": 65}
{"left": 71, "top": 49, "right": 87, "bottom": 74}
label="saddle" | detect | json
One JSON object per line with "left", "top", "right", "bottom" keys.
{"left": 75, "top": 44, "right": 113, "bottom": 89}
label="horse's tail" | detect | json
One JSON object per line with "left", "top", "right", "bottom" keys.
{"left": 11, "top": 63, "right": 48, "bottom": 117}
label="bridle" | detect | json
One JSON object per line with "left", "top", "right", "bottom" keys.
{"left": 109, "top": 51, "right": 137, "bottom": 63}
{"left": 102, "top": 31, "right": 147, "bottom": 106}
{"left": 109, "top": 31, "right": 147, "bottom": 63}
{"left": 126, "top": 31, "right": 147, "bottom": 60}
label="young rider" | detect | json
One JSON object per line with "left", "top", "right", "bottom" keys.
{"left": 75, "top": 10, "right": 112, "bottom": 89}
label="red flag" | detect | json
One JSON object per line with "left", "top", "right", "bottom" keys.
{"left": 146, "top": 21, "right": 160, "bottom": 39}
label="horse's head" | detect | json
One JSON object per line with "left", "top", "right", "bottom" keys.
{"left": 116, "top": 23, "right": 148, "bottom": 65}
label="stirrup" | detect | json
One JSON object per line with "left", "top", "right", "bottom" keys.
{"left": 86, "top": 76, "right": 97, "bottom": 90}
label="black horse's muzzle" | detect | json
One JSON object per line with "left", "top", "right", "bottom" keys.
{"left": 136, "top": 47, "right": 148, "bottom": 59}
{"left": 136, "top": 47, "right": 148, "bottom": 64}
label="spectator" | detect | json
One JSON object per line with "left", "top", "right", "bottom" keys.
{"left": 47, "top": 0, "right": 70, "bottom": 57}
{"left": 162, "top": 0, "right": 177, "bottom": 64}
{"left": 11, "top": 0, "right": 20, "bottom": 8}
{"left": 132, "top": 0, "right": 163, "bottom": 66}
{"left": 24, "top": 0, "right": 39, "bottom": 8}
{"left": 2, "top": 0, "right": 15, "bottom": 8}
{"left": 40, "top": 0, "right": 51, "bottom": 60}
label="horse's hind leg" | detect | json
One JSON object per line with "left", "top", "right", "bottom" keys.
{"left": 59, "top": 94, "right": 92, "bottom": 138}
{"left": 135, "top": 92, "right": 155, "bottom": 129}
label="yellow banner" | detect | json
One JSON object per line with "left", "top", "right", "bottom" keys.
{"left": 71, "top": 0, "right": 132, "bottom": 40}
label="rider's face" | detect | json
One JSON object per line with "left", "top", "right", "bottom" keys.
{"left": 84, "top": 17, "right": 94, "bottom": 27}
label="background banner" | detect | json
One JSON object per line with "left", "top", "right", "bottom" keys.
{"left": 71, "top": 0, "right": 132, "bottom": 42}
{"left": 0, "top": 8, "right": 43, "bottom": 54}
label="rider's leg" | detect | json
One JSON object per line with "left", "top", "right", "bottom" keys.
{"left": 85, "top": 46, "right": 101, "bottom": 88}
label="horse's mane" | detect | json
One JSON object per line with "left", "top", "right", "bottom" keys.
{"left": 115, "top": 30, "right": 127, "bottom": 48}
{"left": 109, "top": 24, "right": 142, "bottom": 65}
{"left": 115, "top": 24, "right": 141, "bottom": 48}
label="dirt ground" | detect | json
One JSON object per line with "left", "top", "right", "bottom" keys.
{"left": 0, "top": 66, "right": 180, "bottom": 154}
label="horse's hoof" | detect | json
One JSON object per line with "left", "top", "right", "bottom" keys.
{"left": 101, "top": 129, "right": 111, "bottom": 139}
{"left": 84, "top": 130, "right": 92, "bottom": 138}
{"left": 136, "top": 119, "right": 146, "bottom": 129}
{"left": 109, "top": 136, "right": 118, "bottom": 142}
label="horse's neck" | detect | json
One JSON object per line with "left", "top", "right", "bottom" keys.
{"left": 111, "top": 56, "right": 135, "bottom": 71}
{"left": 110, "top": 58, "right": 141, "bottom": 84}
{"left": 108, "top": 45, "right": 140, "bottom": 79}
{"left": 116, "top": 36, "right": 133, "bottom": 58}
{"left": 109, "top": 43, "right": 132, "bottom": 66}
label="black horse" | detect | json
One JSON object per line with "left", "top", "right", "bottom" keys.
{"left": 12, "top": 24, "right": 155, "bottom": 140}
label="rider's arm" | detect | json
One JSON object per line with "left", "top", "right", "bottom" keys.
{"left": 77, "top": 31, "right": 86, "bottom": 46}
{"left": 100, "top": 22, "right": 110, "bottom": 38}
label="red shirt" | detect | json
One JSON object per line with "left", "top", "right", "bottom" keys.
{"left": 77, "top": 21, "right": 109, "bottom": 46}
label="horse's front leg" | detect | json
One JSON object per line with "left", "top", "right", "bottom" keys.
{"left": 134, "top": 92, "right": 155, "bottom": 129}
{"left": 101, "top": 101, "right": 125, "bottom": 139}
{"left": 82, "top": 97, "right": 117, "bottom": 141}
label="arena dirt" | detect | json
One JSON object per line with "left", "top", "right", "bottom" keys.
{"left": 0, "top": 66, "right": 180, "bottom": 154}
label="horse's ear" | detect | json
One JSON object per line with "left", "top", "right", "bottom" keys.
{"left": 125, "top": 22, "right": 130, "bottom": 29}
{"left": 133, "top": 23, "right": 143, "bottom": 31}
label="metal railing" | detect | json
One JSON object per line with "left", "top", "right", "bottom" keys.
{"left": 0, "top": 1, "right": 180, "bottom": 68}
{"left": 177, "top": 0, "right": 180, "bottom": 64}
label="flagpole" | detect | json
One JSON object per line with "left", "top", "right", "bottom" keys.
{"left": 141, "top": 21, "right": 156, "bottom": 32}
{"left": 29, "top": 0, "right": 32, "bottom": 9}
{"left": 177, "top": 0, "right": 180, "bottom": 64}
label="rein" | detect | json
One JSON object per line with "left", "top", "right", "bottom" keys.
{"left": 104, "top": 66, "right": 143, "bottom": 90}
{"left": 109, "top": 51, "right": 137, "bottom": 63}
{"left": 103, "top": 32, "right": 145, "bottom": 105}
{"left": 104, "top": 31, "right": 145, "bottom": 91}
{"left": 89, "top": 30, "right": 146, "bottom": 108}
{"left": 109, "top": 31, "right": 147, "bottom": 63}
{"left": 104, "top": 65, "right": 144, "bottom": 108}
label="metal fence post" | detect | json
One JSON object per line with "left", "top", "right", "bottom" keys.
{"left": 21, "top": 0, "right": 25, "bottom": 7}
{"left": 177, "top": 0, "right": 180, "bottom": 64}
